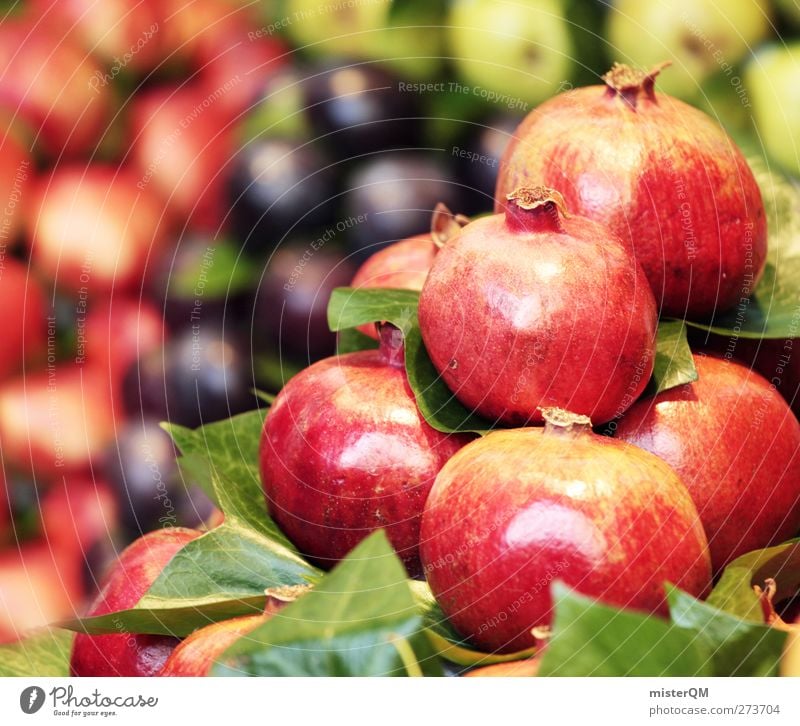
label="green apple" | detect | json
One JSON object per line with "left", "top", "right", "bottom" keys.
{"left": 284, "top": 0, "right": 442, "bottom": 78}
{"left": 446, "top": 0, "right": 573, "bottom": 107}
{"left": 607, "top": 0, "right": 770, "bottom": 99}
{"left": 745, "top": 43, "right": 800, "bottom": 177}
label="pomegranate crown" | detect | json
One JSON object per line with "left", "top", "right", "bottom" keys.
{"left": 602, "top": 61, "right": 671, "bottom": 105}
{"left": 506, "top": 186, "right": 569, "bottom": 217}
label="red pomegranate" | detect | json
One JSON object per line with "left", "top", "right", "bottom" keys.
{"left": 418, "top": 186, "right": 657, "bottom": 426}
{"left": 495, "top": 63, "right": 767, "bottom": 319}
{"left": 160, "top": 599, "right": 286, "bottom": 676}
{"left": 70, "top": 528, "right": 200, "bottom": 677}
{"left": 420, "top": 409, "right": 711, "bottom": 653}
{"left": 614, "top": 353, "right": 800, "bottom": 572}
{"left": 260, "top": 325, "right": 472, "bottom": 576}
{"left": 690, "top": 329, "right": 800, "bottom": 419}
{"left": 351, "top": 204, "right": 468, "bottom": 339}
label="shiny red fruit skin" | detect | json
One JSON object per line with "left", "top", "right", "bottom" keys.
{"left": 418, "top": 197, "right": 658, "bottom": 426}
{"left": 614, "top": 354, "right": 800, "bottom": 572}
{"left": 0, "top": 17, "right": 111, "bottom": 157}
{"left": 260, "top": 341, "right": 471, "bottom": 576}
{"left": 29, "top": 165, "right": 169, "bottom": 296}
{"left": 0, "top": 257, "right": 46, "bottom": 382}
{"left": 495, "top": 81, "right": 767, "bottom": 318}
{"left": 70, "top": 528, "right": 200, "bottom": 677}
{"left": 420, "top": 424, "right": 711, "bottom": 653}
{"left": 0, "top": 364, "right": 116, "bottom": 478}
{"left": 350, "top": 234, "right": 437, "bottom": 339}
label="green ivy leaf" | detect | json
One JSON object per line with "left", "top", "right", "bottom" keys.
{"left": 64, "top": 411, "right": 320, "bottom": 637}
{"left": 648, "top": 320, "right": 698, "bottom": 395}
{"left": 329, "top": 288, "right": 698, "bottom": 434}
{"left": 707, "top": 538, "right": 800, "bottom": 621}
{"left": 667, "top": 588, "right": 786, "bottom": 676}
{"left": 213, "top": 531, "right": 442, "bottom": 676}
{"left": 0, "top": 628, "right": 74, "bottom": 676}
{"left": 538, "top": 583, "right": 713, "bottom": 676}
{"left": 687, "top": 162, "right": 800, "bottom": 339}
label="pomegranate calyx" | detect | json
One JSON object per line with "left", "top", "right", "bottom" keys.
{"left": 540, "top": 407, "right": 592, "bottom": 433}
{"left": 431, "top": 202, "right": 470, "bottom": 249}
{"left": 602, "top": 61, "right": 671, "bottom": 104}
{"left": 377, "top": 322, "right": 406, "bottom": 368}
{"left": 507, "top": 186, "right": 568, "bottom": 217}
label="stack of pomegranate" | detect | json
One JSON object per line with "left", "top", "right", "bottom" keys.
{"left": 63, "top": 62, "right": 800, "bottom": 675}
{"left": 259, "top": 63, "right": 800, "bottom": 654}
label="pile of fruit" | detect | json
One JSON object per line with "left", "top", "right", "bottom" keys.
{"left": 1, "top": 0, "right": 800, "bottom": 678}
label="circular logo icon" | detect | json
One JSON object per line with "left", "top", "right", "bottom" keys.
{"left": 19, "top": 686, "right": 45, "bottom": 715}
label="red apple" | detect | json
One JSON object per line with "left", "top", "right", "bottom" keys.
{"left": 260, "top": 325, "right": 472, "bottom": 576}
{"left": 70, "top": 527, "right": 200, "bottom": 676}
{"left": 420, "top": 410, "right": 711, "bottom": 653}
{"left": 0, "top": 118, "right": 33, "bottom": 245}
{"left": 0, "top": 541, "right": 83, "bottom": 644}
{"left": 0, "top": 257, "right": 46, "bottom": 382}
{"left": 82, "top": 297, "right": 166, "bottom": 386}
{"left": 28, "top": 165, "right": 170, "bottom": 297}
{"left": 0, "top": 364, "right": 117, "bottom": 479}
{"left": 0, "top": 16, "right": 112, "bottom": 157}
{"left": 614, "top": 353, "right": 800, "bottom": 572}
{"left": 129, "top": 85, "right": 236, "bottom": 232}
{"left": 30, "top": 0, "right": 164, "bottom": 73}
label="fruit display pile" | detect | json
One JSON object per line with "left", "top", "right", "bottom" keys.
{"left": 1, "top": 0, "right": 800, "bottom": 678}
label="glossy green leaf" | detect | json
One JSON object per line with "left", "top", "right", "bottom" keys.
{"left": 648, "top": 320, "right": 698, "bottom": 395}
{"left": 667, "top": 587, "right": 786, "bottom": 676}
{"left": 0, "top": 628, "right": 74, "bottom": 676}
{"left": 707, "top": 538, "right": 800, "bottom": 621}
{"left": 410, "top": 581, "right": 536, "bottom": 667}
{"left": 336, "top": 327, "right": 379, "bottom": 354}
{"left": 687, "top": 162, "right": 800, "bottom": 339}
{"left": 213, "top": 531, "right": 442, "bottom": 676}
{"left": 328, "top": 287, "right": 492, "bottom": 434}
{"left": 538, "top": 583, "right": 713, "bottom": 676}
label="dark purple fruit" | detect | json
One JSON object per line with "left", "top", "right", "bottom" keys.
{"left": 302, "top": 60, "right": 422, "bottom": 159}
{"left": 122, "top": 332, "right": 257, "bottom": 428}
{"left": 254, "top": 243, "right": 356, "bottom": 362}
{"left": 101, "top": 420, "right": 214, "bottom": 540}
{"left": 229, "top": 137, "right": 336, "bottom": 251}
{"left": 453, "top": 114, "right": 522, "bottom": 213}
{"left": 344, "top": 154, "right": 468, "bottom": 257}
